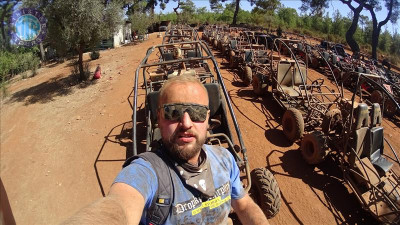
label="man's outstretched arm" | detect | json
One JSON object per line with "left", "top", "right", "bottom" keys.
{"left": 231, "top": 193, "right": 270, "bottom": 225}
{"left": 61, "top": 183, "right": 145, "bottom": 225}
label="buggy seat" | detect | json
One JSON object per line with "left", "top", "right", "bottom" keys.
{"left": 351, "top": 103, "right": 393, "bottom": 186}
{"left": 276, "top": 60, "right": 307, "bottom": 97}
{"left": 363, "top": 103, "right": 393, "bottom": 175}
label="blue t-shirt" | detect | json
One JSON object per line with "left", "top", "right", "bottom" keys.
{"left": 114, "top": 145, "right": 245, "bottom": 225}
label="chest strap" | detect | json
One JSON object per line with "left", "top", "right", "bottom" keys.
{"left": 123, "top": 150, "right": 173, "bottom": 225}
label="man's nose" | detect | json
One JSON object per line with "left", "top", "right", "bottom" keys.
{"left": 180, "top": 112, "right": 193, "bottom": 128}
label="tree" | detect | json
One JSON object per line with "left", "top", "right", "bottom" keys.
{"left": 277, "top": 7, "right": 298, "bottom": 28}
{"left": 130, "top": 0, "right": 154, "bottom": 35}
{"left": 301, "top": 0, "right": 400, "bottom": 59}
{"left": 300, "top": 0, "right": 329, "bottom": 16}
{"left": 379, "top": 29, "right": 391, "bottom": 52}
{"left": 390, "top": 32, "right": 400, "bottom": 56}
{"left": 250, "top": 0, "right": 280, "bottom": 14}
{"left": 364, "top": 0, "right": 400, "bottom": 59}
{"left": 343, "top": 0, "right": 365, "bottom": 56}
{"left": 179, "top": 0, "right": 196, "bottom": 23}
{"left": 44, "top": 0, "right": 123, "bottom": 80}
{"left": 0, "top": 0, "right": 21, "bottom": 50}
{"left": 209, "top": 0, "right": 223, "bottom": 14}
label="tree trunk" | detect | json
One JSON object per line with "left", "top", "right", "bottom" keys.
{"left": 39, "top": 43, "right": 46, "bottom": 62}
{"left": 367, "top": 0, "right": 394, "bottom": 60}
{"left": 345, "top": 5, "right": 363, "bottom": 58}
{"left": 1, "top": 1, "right": 11, "bottom": 50}
{"left": 371, "top": 26, "right": 380, "bottom": 59}
{"left": 232, "top": 0, "right": 240, "bottom": 25}
{"left": 78, "top": 44, "right": 85, "bottom": 81}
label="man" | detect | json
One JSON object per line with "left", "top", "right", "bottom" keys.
{"left": 62, "top": 75, "right": 269, "bottom": 225}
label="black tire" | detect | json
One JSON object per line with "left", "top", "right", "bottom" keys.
{"left": 217, "top": 40, "right": 223, "bottom": 51}
{"left": 251, "top": 168, "right": 281, "bottom": 218}
{"left": 213, "top": 39, "right": 218, "bottom": 49}
{"left": 244, "top": 66, "right": 252, "bottom": 86}
{"left": 301, "top": 131, "right": 328, "bottom": 164}
{"left": 229, "top": 51, "right": 236, "bottom": 68}
{"left": 311, "top": 58, "right": 320, "bottom": 69}
{"left": 282, "top": 108, "right": 304, "bottom": 142}
{"left": 384, "top": 99, "right": 397, "bottom": 117}
{"left": 252, "top": 74, "right": 267, "bottom": 95}
{"left": 221, "top": 46, "right": 226, "bottom": 56}
{"left": 333, "top": 68, "right": 342, "bottom": 81}
{"left": 321, "top": 109, "right": 342, "bottom": 134}
{"left": 371, "top": 90, "right": 383, "bottom": 104}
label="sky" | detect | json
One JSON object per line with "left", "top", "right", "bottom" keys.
{"left": 154, "top": 0, "right": 399, "bottom": 34}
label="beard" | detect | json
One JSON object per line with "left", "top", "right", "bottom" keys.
{"left": 163, "top": 128, "right": 206, "bottom": 162}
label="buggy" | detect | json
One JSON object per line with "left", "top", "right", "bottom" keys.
{"left": 251, "top": 38, "right": 343, "bottom": 142}
{"left": 300, "top": 74, "right": 400, "bottom": 224}
{"left": 131, "top": 39, "right": 282, "bottom": 218}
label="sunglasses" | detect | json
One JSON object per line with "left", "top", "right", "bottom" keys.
{"left": 161, "top": 103, "right": 209, "bottom": 122}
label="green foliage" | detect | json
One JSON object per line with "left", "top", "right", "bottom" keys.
{"left": 45, "top": 0, "right": 123, "bottom": 53}
{"left": 0, "top": 49, "right": 40, "bottom": 97}
{"left": 277, "top": 7, "right": 297, "bottom": 28}
{"left": 42, "top": 0, "right": 123, "bottom": 80}
{"left": 251, "top": 0, "right": 281, "bottom": 14}
{"left": 390, "top": 33, "right": 400, "bottom": 56}
{"left": 90, "top": 50, "right": 100, "bottom": 60}
{"left": 378, "top": 30, "right": 391, "bottom": 52}
{"left": 178, "top": 0, "right": 196, "bottom": 24}
{"left": 0, "top": 50, "right": 40, "bottom": 80}
{"left": 130, "top": 1, "right": 154, "bottom": 35}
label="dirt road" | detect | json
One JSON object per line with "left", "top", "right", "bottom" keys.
{"left": 1, "top": 33, "right": 399, "bottom": 224}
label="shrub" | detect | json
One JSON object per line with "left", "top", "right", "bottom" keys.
{"left": 90, "top": 50, "right": 100, "bottom": 60}
{"left": 0, "top": 50, "right": 40, "bottom": 80}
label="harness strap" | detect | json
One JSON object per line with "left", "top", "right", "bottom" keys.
{"left": 123, "top": 150, "right": 173, "bottom": 225}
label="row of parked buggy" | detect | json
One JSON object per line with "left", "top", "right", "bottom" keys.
{"left": 202, "top": 24, "right": 400, "bottom": 224}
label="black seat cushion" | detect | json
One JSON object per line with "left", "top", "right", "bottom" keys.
{"left": 204, "top": 83, "right": 221, "bottom": 118}
{"left": 245, "top": 51, "right": 253, "bottom": 63}
{"left": 147, "top": 91, "right": 160, "bottom": 124}
{"left": 367, "top": 126, "right": 393, "bottom": 174}
{"left": 163, "top": 53, "right": 174, "bottom": 61}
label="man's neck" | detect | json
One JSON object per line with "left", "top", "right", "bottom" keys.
{"left": 188, "top": 152, "right": 201, "bottom": 166}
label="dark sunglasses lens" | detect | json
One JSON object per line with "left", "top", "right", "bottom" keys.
{"left": 186, "top": 106, "right": 207, "bottom": 122}
{"left": 164, "top": 104, "right": 207, "bottom": 122}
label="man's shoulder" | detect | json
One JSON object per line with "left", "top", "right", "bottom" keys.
{"left": 203, "top": 144, "right": 234, "bottom": 167}
{"left": 203, "top": 144, "right": 231, "bottom": 156}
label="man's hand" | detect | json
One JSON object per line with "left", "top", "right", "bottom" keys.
{"left": 231, "top": 194, "right": 270, "bottom": 225}
{"left": 61, "top": 183, "right": 145, "bottom": 225}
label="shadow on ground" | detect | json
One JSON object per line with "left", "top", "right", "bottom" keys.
{"left": 263, "top": 149, "right": 378, "bottom": 225}
{"left": 94, "top": 105, "right": 147, "bottom": 196}
{"left": 7, "top": 73, "right": 97, "bottom": 106}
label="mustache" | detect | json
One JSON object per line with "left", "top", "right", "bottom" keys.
{"left": 170, "top": 128, "right": 198, "bottom": 142}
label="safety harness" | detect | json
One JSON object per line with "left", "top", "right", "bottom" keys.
{"left": 123, "top": 149, "right": 174, "bottom": 225}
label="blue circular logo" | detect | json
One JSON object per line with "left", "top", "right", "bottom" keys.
{"left": 10, "top": 8, "right": 47, "bottom": 47}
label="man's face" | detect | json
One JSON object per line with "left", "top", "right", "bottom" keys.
{"left": 158, "top": 82, "right": 209, "bottom": 162}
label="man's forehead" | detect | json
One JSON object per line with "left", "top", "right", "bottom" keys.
{"left": 161, "top": 82, "right": 208, "bottom": 104}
